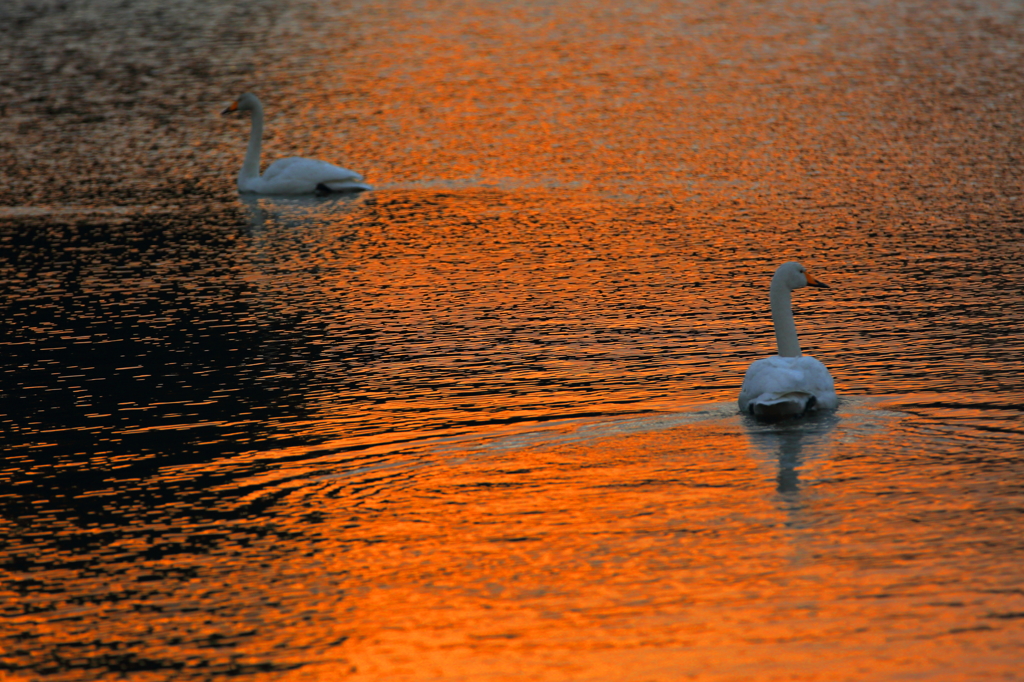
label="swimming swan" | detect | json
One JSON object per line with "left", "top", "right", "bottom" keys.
{"left": 222, "top": 93, "right": 371, "bottom": 194}
{"left": 738, "top": 261, "right": 838, "bottom": 420}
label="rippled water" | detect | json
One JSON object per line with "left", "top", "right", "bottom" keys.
{"left": 2, "top": 0, "right": 1023, "bottom": 680}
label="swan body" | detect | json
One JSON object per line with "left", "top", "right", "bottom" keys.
{"left": 739, "top": 355, "right": 836, "bottom": 420}
{"left": 223, "top": 93, "right": 370, "bottom": 194}
{"left": 738, "top": 261, "right": 838, "bottom": 420}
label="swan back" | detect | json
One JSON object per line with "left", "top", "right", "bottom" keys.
{"left": 244, "top": 157, "right": 368, "bottom": 194}
{"left": 739, "top": 356, "right": 838, "bottom": 418}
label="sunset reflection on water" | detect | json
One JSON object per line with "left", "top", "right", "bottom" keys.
{"left": 2, "top": 0, "right": 1024, "bottom": 680}
{"left": 236, "top": 402, "right": 1022, "bottom": 682}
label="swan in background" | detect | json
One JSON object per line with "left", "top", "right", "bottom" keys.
{"left": 222, "top": 93, "right": 371, "bottom": 194}
{"left": 738, "top": 261, "right": 838, "bottom": 420}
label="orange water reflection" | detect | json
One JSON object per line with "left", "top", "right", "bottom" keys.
{"left": 6, "top": 397, "right": 1023, "bottom": 680}
{"left": 256, "top": 402, "right": 1022, "bottom": 681}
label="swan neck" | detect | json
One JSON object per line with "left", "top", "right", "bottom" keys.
{"left": 241, "top": 102, "right": 264, "bottom": 182}
{"left": 770, "top": 280, "right": 802, "bottom": 357}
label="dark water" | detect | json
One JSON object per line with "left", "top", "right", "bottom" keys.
{"left": 2, "top": 0, "right": 1023, "bottom": 680}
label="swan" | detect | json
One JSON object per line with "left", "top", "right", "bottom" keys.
{"left": 738, "top": 261, "right": 838, "bottom": 420}
{"left": 222, "top": 93, "right": 371, "bottom": 194}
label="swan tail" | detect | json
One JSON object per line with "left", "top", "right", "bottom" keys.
{"left": 316, "top": 181, "right": 373, "bottom": 193}
{"left": 748, "top": 392, "right": 817, "bottom": 421}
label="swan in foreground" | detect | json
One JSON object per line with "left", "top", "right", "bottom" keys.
{"left": 222, "top": 93, "right": 371, "bottom": 194}
{"left": 738, "top": 261, "right": 838, "bottom": 420}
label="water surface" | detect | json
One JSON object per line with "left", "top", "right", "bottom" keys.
{"left": 1, "top": 0, "right": 1023, "bottom": 680}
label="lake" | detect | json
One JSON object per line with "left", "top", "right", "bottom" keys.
{"left": 1, "top": 0, "right": 1023, "bottom": 680}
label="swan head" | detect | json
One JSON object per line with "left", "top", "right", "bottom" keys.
{"left": 772, "top": 261, "right": 829, "bottom": 292}
{"left": 222, "top": 93, "right": 262, "bottom": 116}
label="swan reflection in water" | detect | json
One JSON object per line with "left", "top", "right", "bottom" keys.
{"left": 744, "top": 410, "right": 842, "bottom": 497}
{"left": 236, "top": 193, "right": 368, "bottom": 303}
{"left": 742, "top": 410, "right": 842, "bottom": 570}
{"left": 239, "top": 192, "right": 367, "bottom": 233}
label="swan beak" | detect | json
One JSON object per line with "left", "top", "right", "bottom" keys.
{"left": 221, "top": 101, "right": 239, "bottom": 116}
{"left": 805, "top": 271, "right": 829, "bottom": 288}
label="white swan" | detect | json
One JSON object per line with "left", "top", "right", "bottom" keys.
{"left": 738, "top": 261, "right": 838, "bottom": 420}
{"left": 222, "top": 93, "right": 371, "bottom": 194}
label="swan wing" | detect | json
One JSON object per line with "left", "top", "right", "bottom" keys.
{"left": 260, "top": 157, "right": 308, "bottom": 182}
{"left": 246, "top": 157, "right": 367, "bottom": 194}
{"left": 739, "top": 355, "right": 837, "bottom": 418}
